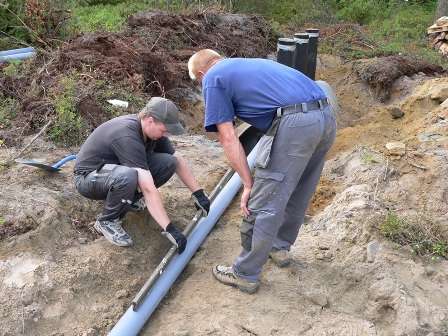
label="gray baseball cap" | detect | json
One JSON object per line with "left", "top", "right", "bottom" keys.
{"left": 142, "top": 97, "right": 186, "bottom": 135}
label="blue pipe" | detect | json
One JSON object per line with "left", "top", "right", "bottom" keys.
{"left": 0, "top": 47, "right": 34, "bottom": 56}
{"left": 0, "top": 52, "right": 36, "bottom": 62}
{"left": 52, "top": 154, "right": 77, "bottom": 169}
{"left": 109, "top": 142, "right": 260, "bottom": 336}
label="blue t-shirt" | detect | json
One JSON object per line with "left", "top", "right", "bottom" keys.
{"left": 202, "top": 58, "right": 326, "bottom": 132}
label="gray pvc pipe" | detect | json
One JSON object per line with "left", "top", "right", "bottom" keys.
{"left": 0, "top": 47, "right": 34, "bottom": 56}
{"left": 0, "top": 52, "right": 36, "bottom": 62}
{"left": 109, "top": 142, "right": 260, "bottom": 336}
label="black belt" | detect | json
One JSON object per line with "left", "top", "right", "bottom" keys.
{"left": 276, "top": 98, "right": 329, "bottom": 117}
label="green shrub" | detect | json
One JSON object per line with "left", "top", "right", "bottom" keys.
{"left": 380, "top": 211, "right": 448, "bottom": 259}
{"left": 0, "top": 96, "right": 19, "bottom": 128}
{"left": 2, "top": 60, "right": 22, "bottom": 77}
{"left": 70, "top": 1, "right": 151, "bottom": 32}
{"left": 49, "top": 77, "right": 86, "bottom": 146}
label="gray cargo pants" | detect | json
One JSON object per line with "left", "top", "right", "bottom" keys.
{"left": 233, "top": 105, "right": 336, "bottom": 281}
{"left": 74, "top": 153, "right": 177, "bottom": 221}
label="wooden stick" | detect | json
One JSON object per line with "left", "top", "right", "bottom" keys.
{"left": 13, "top": 119, "right": 53, "bottom": 160}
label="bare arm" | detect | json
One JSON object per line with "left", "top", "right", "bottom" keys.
{"left": 174, "top": 154, "right": 201, "bottom": 193}
{"left": 217, "top": 122, "right": 253, "bottom": 216}
{"left": 135, "top": 168, "right": 170, "bottom": 230}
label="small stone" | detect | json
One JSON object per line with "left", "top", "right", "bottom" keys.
{"left": 366, "top": 240, "right": 380, "bottom": 263}
{"left": 175, "top": 331, "right": 190, "bottom": 336}
{"left": 388, "top": 107, "right": 404, "bottom": 119}
{"left": 78, "top": 237, "right": 88, "bottom": 244}
{"left": 116, "top": 289, "right": 129, "bottom": 299}
{"left": 318, "top": 242, "right": 330, "bottom": 250}
{"left": 424, "top": 266, "right": 436, "bottom": 277}
{"left": 122, "top": 259, "right": 132, "bottom": 267}
{"left": 385, "top": 142, "right": 406, "bottom": 156}
{"left": 82, "top": 328, "right": 98, "bottom": 336}
{"left": 304, "top": 291, "right": 329, "bottom": 308}
{"left": 312, "top": 231, "right": 319, "bottom": 237}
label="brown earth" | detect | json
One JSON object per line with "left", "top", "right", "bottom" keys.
{"left": 1, "top": 12, "right": 448, "bottom": 336}
{"left": 0, "top": 10, "right": 276, "bottom": 146}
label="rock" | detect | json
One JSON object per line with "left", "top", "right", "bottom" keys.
{"left": 303, "top": 290, "right": 329, "bottom": 308}
{"left": 429, "top": 83, "right": 448, "bottom": 102}
{"left": 388, "top": 107, "right": 405, "bottom": 119}
{"left": 318, "top": 242, "right": 331, "bottom": 250}
{"left": 78, "top": 237, "right": 88, "bottom": 244}
{"left": 417, "top": 132, "right": 444, "bottom": 142}
{"left": 424, "top": 266, "right": 437, "bottom": 277}
{"left": 115, "top": 289, "right": 129, "bottom": 299}
{"left": 174, "top": 331, "right": 190, "bottom": 336}
{"left": 82, "top": 328, "right": 98, "bottom": 336}
{"left": 440, "top": 97, "right": 448, "bottom": 108}
{"left": 366, "top": 240, "right": 380, "bottom": 263}
{"left": 385, "top": 142, "right": 406, "bottom": 156}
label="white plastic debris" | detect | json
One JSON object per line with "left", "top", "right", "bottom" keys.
{"left": 107, "top": 99, "right": 129, "bottom": 108}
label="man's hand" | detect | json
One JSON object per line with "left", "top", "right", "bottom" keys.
{"left": 162, "top": 223, "right": 187, "bottom": 254}
{"left": 240, "top": 185, "right": 251, "bottom": 217}
{"left": 192, "top": 189, "right": 211, "bottom": 216}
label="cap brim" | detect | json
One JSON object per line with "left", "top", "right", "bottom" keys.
{"left": 165, "top": 122, "right": 186, "bottom": 136}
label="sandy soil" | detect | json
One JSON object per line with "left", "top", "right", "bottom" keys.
{"left": 0, "top": 54, "right": 448, "bottom": 336}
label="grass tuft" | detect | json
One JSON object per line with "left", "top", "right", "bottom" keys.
{"left": 380, "top": 211, "right": 448, "bottom": 259}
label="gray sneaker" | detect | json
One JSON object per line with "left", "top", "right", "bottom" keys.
{"left": 94, "top": 218, "right": 133, "bottom": 247}
{"left": 212, "top": 265, "right": 259, "bottom": 294}
{"left": 269, "top": 249, "right": 291, "bottom": 267}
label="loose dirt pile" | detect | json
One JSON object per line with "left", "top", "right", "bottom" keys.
{"left": 353, "top": 56, "right": 445, "bottom": 102}
{"left": 0, "top": 10, "right": 276, "bottom": 146}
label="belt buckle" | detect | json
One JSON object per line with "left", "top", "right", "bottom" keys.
{"left": 301, "top": 102, "right": 307, "bottom": 113}
{"left": 276, "top": 107, "right": 282, "bottom": 118}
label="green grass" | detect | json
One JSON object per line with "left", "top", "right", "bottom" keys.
{"left": 0, "top": 217, "right": 5, "bottom": 225}
{"left": 49, "top": 76, "right": 87, "bottom": 146}
{"left": 70, "top": 1, "right": 152, "bottom": 32}
{"left": 380, "top": 211, "right": 448, "bottom": 259}
{"left": 0, "top": 96, "right": 19, "bottom": 128}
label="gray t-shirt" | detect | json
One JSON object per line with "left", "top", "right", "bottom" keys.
{"left": 74, "top": 114, "right": 174, "bottom": 174}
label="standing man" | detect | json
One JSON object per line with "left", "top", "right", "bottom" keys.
{"left": 74, "top": 97, "right": 210, "bottom": 252}
{"left": 188, "top": 49, "right": 336, "bottom": 293}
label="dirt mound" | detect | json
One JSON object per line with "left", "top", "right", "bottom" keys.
{"left": 0, "top": 10, "right": 276, "bottom": 145}
{"left": 353, "top": 56, "right": 445, "bottom": 102}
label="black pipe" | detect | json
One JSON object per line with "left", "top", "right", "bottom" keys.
{"left": 305, "top": 28, "right": 319, "bottom": 80}
{"left": 276, "top": 37, "right": 295, "bottom": 68}
{"left": 293, "top": 33, "right": 309, "bottom": 76}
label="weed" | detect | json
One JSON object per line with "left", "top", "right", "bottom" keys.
{"left": 49, "top": 76, "right": 87, "bottom": 146}
{"left": 0, "top": 217, "right": 4, "bottom": 225}
{"left": 2, "top": 60, "right": 22, "bottom": 77}
{"left": 360, "top": 149, "right": 379, "bottom": 164}
{"left": 380, "top": 211, "right": 448, "bottom": 259}
{"left": 0, "top": 96, "right": 19, "bottom": 128}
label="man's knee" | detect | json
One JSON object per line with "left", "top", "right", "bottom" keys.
{"left": 153, "top": 154, "right": 177, "bottom": 188}
{"left": 112, "top": 166, "right": 138, "bottom": 192}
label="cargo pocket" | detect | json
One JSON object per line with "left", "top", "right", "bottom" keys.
{"left": 255, "top": 134, "right": 275, "bottom": 169}
{"left": 240, "top": 215, "right": 255, "bottom": 251}
{"left": 255, "top": 117, "right": 280, "bottom": 169}
{"left": 249, "top": 169, "right": 285, "bottom": 211}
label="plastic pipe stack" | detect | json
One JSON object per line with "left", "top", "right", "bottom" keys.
{"left": 276, "top": 37, "right": 296, "bottom": 68}
{"left": 293, "top": 33, "right": 309, "bottom": 76}
{"left": 276, "top": 29, "right": 320, "bottom": 80}
{"left": 305, "top": 28, "right": 320, "bottom": 80}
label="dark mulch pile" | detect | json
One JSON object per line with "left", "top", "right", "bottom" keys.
{"left": 0, "top": 10, "right": 276, "bottom": 146}
{"left": 353, "top": 56, "right": 446, "bottom": 102}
